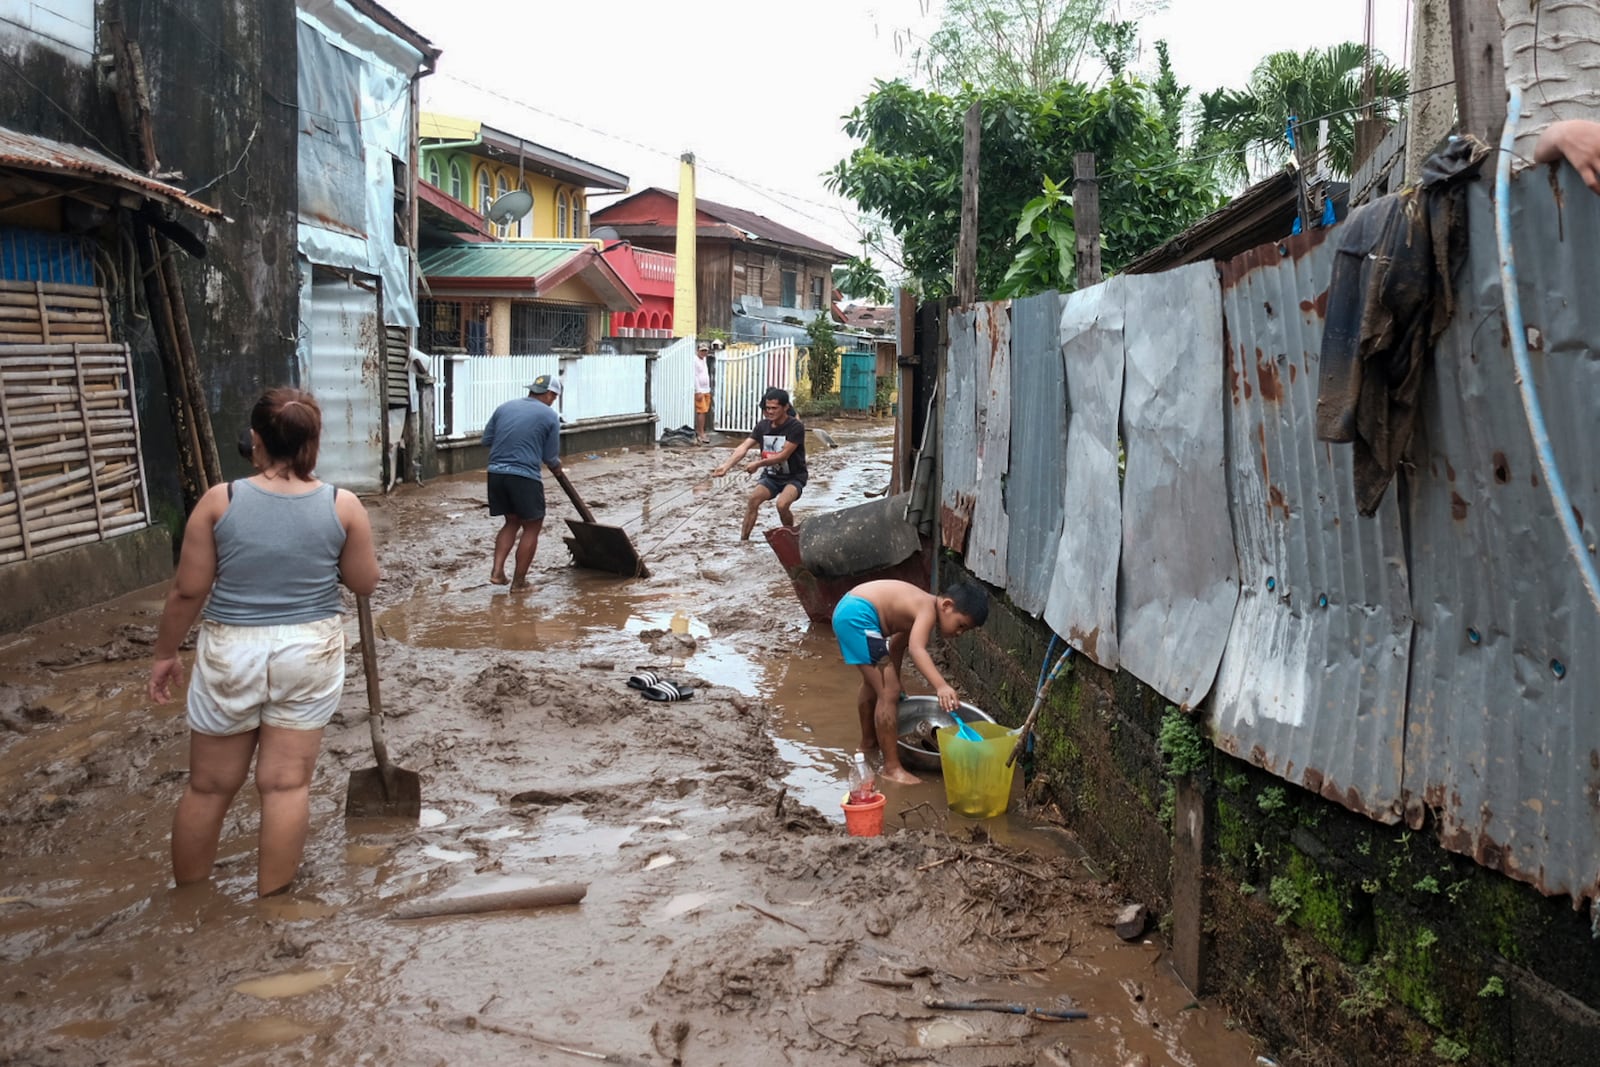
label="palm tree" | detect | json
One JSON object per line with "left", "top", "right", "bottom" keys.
{"left": 1198, "top": 42, "right": 1408, "bottom": 183}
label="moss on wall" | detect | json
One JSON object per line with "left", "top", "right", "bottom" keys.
{"left": 940, "top": 562, "right": 1600, "bottom": 1065}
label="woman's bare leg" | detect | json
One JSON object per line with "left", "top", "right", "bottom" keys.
{"left": 254, "top": 725, "right": 325, "bottom": 897}
{"left": 172, "top": 730, "right": 257, "bottom": 885}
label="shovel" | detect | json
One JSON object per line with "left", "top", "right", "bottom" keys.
{"left": 552, "top": 466, "right": 651, "bottom": 578}
{"left": 345, "top": 594, "right": 422, "bottom": 821}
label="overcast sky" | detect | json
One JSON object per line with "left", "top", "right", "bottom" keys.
{"left": 377, "top": 0, "right": 1410, "bottom": 262}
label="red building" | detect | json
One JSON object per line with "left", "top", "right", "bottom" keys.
{"left": 599, "top": 241, "right": 676, "bottom": 338}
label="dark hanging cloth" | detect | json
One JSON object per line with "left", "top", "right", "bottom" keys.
{"left": 1314, "top": 137, "right": 1491, "bottom": 516}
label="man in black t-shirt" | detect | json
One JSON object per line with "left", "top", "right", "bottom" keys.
{"left": 712, "top": 386, "right": 808, "bottom": 540}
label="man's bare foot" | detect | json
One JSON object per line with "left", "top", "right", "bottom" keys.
{"left": 880, "top": 766, "right": 921, "bottom": 786}
{"left": 490, "top": 572, "right": 509, "bottom": 585}
{"left": 510, "top": 578, "right": 537, "bottom": 593}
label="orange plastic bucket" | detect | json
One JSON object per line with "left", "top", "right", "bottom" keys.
{"left": 841, "top": 791, "right": 888, "bottom": 836}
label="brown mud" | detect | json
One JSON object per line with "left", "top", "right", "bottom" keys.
{"left": 0, "top": 420, "right": 1266, "bottom": 1066}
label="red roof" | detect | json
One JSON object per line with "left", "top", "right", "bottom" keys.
{"left": 591, "top": 188, "right": 847, "bottom": 261}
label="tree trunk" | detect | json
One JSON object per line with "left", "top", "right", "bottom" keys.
{"left": 1503, "top": 0, "right": 1600, "bottom": 159}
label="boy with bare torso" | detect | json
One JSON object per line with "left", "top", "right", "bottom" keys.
{"left": 831, "top": 579, "right": 989, "bottom": 785}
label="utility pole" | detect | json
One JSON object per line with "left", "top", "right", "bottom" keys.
{"left": 1405, "top": 0, "right": 1455, "bottom": 183}
{"left": 1448, "top": 0, "right": 1507, "bottom": 147}
{"left": 954, "top": 102, "right": 980, "bottom": 306}
{"left": 1073, "top": 153, "right": 1101, "bottom": 289}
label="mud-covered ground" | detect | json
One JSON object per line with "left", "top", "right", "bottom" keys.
{"left": 0, "top": 420, "right": 1266, "bottom": 1066}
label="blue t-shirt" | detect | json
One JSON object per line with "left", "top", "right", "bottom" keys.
{"left": 482, "top": 396, "right": 561, "bottom": 480}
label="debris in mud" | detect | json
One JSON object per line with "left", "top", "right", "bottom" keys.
{"left": 644, "top": 630, "right": 697, "bottom": 657}
{"left": 1114, "top": 902, "right": 1150, "bottom": 940}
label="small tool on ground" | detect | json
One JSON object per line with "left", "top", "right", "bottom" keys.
{"left": 345, "top": 594, "right": 423, "bottom": 820}
{"left": 554, "top": 467, "right": 651, "bottom": 578}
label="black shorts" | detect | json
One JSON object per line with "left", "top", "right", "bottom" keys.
{"left": 756, "top": 474, "right": 805, "bottom": 500}
{"left": 487, "top": 472, "right": 546, "bottom": 521}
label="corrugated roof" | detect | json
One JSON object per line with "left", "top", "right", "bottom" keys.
{"left": 593, "top": 188, "right": 848, "bottom": 260}
{"left": 0, "top": 126, "right": 221, "bottom": 218}
{"left": 420, "top": 242, "right": 590, "bottom": 280}
{"left": 419, "top": 241, "right": 639, "bottom": 311}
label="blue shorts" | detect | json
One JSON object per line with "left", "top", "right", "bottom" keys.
{"left": 832, "top": 594, "right": 890, "bottom": 666}
{"left": 756, "top": 474, "right": 804, "bottom": 500}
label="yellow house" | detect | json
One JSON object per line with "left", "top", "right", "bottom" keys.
{"left": 418, "top": 114, "right": 628, "bottom": 239}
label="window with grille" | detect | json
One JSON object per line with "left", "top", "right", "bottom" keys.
{"left": 477, "top": 168, "right": 492, "bottom": 211}
{"left": 448, "top": 161, "right": 463, "bottom": 200}
{"left": 781, "top": 269, "right": 797, "bottom": 307}
{"left": 557, "top": 192, "right": 569, "bottom": 239}
{"left": 418, "top": 299, "right": 465, "bottom": 353}
{"left": 744, "top": 264, "right": 763, "bottom": 299}
{"left": 574, "top": 197, "right": 586, "bottom": 237}
{"left": 811, "top": 276, "right": 825, "bottom": 309}
{"left": 511, "top": 303, "right": 589, "bottom": 351}
{"left": 427, "top": 157, "right": 440, "bottom": 187}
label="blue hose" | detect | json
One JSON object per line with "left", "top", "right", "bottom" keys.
{"left": 1494, "top": 86, "right": 1600, "bottom": 617}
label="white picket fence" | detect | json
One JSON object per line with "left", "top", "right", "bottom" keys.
{"left": 649, "top": 336, "right": 698, "bottom": 434}
{"left": 714, "top": 339, "right": 796, "bottom": 435}
{"left": 428, "top": 338, "right": 798, "bottom": 441}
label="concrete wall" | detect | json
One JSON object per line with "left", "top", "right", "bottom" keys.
{"left": 433, "top": 416, "right": 659, "bottom": 477}
{"left": 0, "top": 527, "right": 172, "bottom": 633}
{"left": 942, "top": 567, "right": 1600, "bottom": 1066}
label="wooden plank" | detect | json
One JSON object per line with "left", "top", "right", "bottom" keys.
{"left": 0, "top": 364, "right": 31, "bottom": 560}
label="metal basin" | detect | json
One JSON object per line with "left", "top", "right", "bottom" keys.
{"left": 895, "top": 696, "right": 996, "bottom": 773}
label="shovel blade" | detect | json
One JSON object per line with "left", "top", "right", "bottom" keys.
{"left": 562, "top": 519, "right": 650, "bottom": 578}
{"left": 345, "top": 765, "right": 422, "bottom": 821}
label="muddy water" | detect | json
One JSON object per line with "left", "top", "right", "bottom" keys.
{"left": 0, "top": 417, "right": 1269, "bottom": 1066}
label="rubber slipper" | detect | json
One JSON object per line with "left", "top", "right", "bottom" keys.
{"left": 640, "top": 681, "right": 695, "bottom": 702}
{"left": 627, "top": 672, "right": 662, "bottom": 691}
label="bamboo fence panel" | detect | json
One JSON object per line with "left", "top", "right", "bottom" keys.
{"left": 0, "top": 280, "right": 151, "bottom": 563}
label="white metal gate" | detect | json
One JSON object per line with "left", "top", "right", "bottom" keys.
{"left": 649, "top": 336, "right": 697, "bottom": 436}
{"left": 713, "top": 339, "right": 795, "bottom": 435}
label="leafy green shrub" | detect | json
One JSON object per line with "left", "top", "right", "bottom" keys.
{"left": 806, "top": 314, "right": 840, "bottom": 396}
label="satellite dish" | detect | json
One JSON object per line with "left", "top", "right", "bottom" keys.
{"left": 486, "top": 189, "right": 532, "bottom": 226}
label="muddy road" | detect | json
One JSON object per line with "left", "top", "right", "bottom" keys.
{"left": 0, "top": 420, "right": 1265, "bottom": 1066}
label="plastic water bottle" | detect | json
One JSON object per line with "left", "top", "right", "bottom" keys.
{"left": 848, "top": 751, "right": 876, "bottom": 803}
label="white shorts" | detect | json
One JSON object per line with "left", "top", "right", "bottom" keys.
{"left": 186, "top": 616, "right": 347, "bottom": 736}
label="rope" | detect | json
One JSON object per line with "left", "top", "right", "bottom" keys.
{"left": 634, "top": 473, "right": 749, "bottom": 561}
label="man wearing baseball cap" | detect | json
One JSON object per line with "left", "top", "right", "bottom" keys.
{"left": 480, "top": 374, "right": 562, "bottom": 591}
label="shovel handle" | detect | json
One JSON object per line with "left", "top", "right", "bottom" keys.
{"left": 356, "top": 595, "right": 392, "bottom": 773}
{"left": 552, "top": 467, "right": 598, "bottom": 524}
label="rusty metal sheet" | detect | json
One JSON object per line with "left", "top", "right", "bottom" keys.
{"left": 306, "top": 270, "right": 385, "bottom": 492}
{"left": 0, "top": 124, "right": 221, "bottom": 217}
{"left": 1209, "top": 230, "right": 1411, "bottom": 822}
{"left": 1004, "top": 291, "right": 1066, "bottom": 616}
{"left": 1043, "top": 278, "right": 1126, "bottom": 666}
{"left": 966, "top": 301, "right": 1011, "bottom": 586}
{"left": 941, "top": 307, "right": 978, "bottom": 552}
{"left": 1404, "top": 168, "right": 1600, "bottom": 902}
{"left": 1117, "top": 262, "right": 1239, "bottom": 708}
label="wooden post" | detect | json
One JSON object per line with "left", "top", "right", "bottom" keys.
{"left": 955, "top": 102, "right": 981, "bottom": 306}
{"left": 1448, "top": 0, "right": 1507, "bottom": 147}
{"left": 1072, "top": 152, "right": 1101, "bottom": 289}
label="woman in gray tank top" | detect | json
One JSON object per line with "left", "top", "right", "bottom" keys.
{"left": 147, "top": 388, "right": 380, "bottom": 897}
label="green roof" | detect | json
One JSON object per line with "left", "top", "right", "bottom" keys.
{"left": 419, "top": 242, "right": 588, "bottom": 280}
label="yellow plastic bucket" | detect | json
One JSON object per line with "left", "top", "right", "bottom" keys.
{"left": 937, "top": 721, "right": 1017, "bottom": 818}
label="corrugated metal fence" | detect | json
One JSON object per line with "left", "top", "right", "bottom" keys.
{"left": 942, "top": 164, "right": 1600, "bottom": 904}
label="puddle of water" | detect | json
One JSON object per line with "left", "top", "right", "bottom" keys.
{"left": 419, "top": 845, "right": 474, "bottom": 863}
{"left": 658, "top": 890, "right": 717, "bottom": 920}
{"left": 465, "top": 826, "right": 523, "bottom": 842}
{"left": 233, "top": 964, "right": 354, "bottom": 1000}
{"left": 913, "top": 1016, "right": 980, "bottom": 1048}
{"left": 50, "top": 1019, "right": 121, "bottom": 1040}
{"left": 258, "top": 899, "right": 339, "bottom": 921}
{"left": 505, "top": 813, "right": 636, "bottom": 859}
{"left": 344, "top": 844, "right": 390, "bottom": 866}
{"left": 225, "top": 1015, "right": 318, "bottom": 1045}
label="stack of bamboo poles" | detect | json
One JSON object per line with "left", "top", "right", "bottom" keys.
{"left": 0, "top": 280, "right": 150, "bottom": 565}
